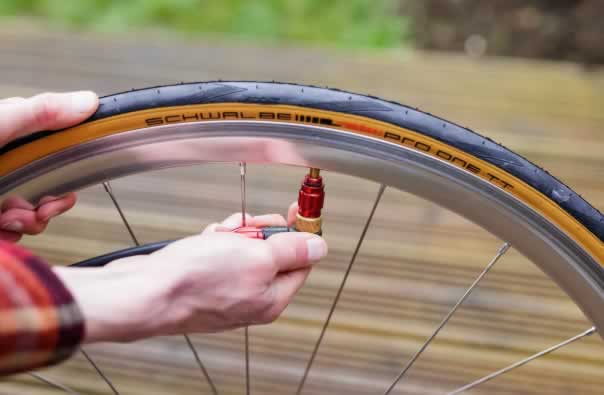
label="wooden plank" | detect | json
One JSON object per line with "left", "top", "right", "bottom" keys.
{"left": 0, "top": 20, "right": 603, "bottom": 395}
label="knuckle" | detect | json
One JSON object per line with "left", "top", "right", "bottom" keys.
{"left": 33, "top": 221, "right": 48, "bottom": 234}
{"left": 32, "top": 93, "right": 61, "bottom": 126}
{"left": 24, "top": 226, "right": 41, "bottom": 235}
{"left": 260, "top": 305, "right": 281, "bottom": 323}
{"left": 203, "top": 222, "right": 221, "bottom": 232}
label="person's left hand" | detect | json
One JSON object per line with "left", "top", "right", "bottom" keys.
{"left": 0, "top": 91, "right": 99, "bottom": 241}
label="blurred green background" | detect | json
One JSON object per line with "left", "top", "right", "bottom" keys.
{"left": 1, "top": 0, "right": 603, "bottom": 64}
{"left": 0, "top": 0, "right": 410, "bottom": 48}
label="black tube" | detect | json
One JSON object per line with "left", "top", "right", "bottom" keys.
{"left": 70, "top": 240, "right": 173, "bottom": 268}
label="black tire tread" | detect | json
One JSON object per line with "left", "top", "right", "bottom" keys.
{"left": 2, "top": 81, "right": 603, "bottom": 243}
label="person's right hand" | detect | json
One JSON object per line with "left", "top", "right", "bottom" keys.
{"left": 55, "top": 205, "right": 328, "bottom": 343}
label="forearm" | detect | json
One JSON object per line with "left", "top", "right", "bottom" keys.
{"left": 53, "top": 256, "right": 176, "bottom": 343}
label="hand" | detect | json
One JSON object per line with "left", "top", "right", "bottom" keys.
{"left": 55, "top": 206, "right": 328, "bottom": 343}
{"left": 0, "top": 91, "right": 99, "bottom": 241}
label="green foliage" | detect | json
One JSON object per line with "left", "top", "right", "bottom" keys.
{"left": 0, "top": 0, "right": 410, "bottom": 48}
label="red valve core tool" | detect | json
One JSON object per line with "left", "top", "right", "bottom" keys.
{"left": 232, "top": 226, "right": 296, "bottom": 240}
{"left": 231, "top": 168, "right": 325, "bottom": 239}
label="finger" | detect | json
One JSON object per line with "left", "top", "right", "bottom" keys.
{"left": 38, "top": 194, "right": 63, "bottom": 205}
{"left": 220, "top": 212, "right": 254, "bottom": 229}
{"left": 0, "top": 230, "right": 22, "bottom": 242}
{"left": 0, "top": 208, "right": 48, "bottom": 235}
{"left": 248, "top": 214, "right": 287, "bottom": 228}
{"left": 264, "top": 267, "right": 312, "bottom": 321}
{"left": 287, "top": 202, "right": 298, "bottom": 226}
{"left": 1, "top": 196, "right": 35, "bottom": 212}
{"left": 0, "top": 91, "right": 98, "bottom": 143}
{"left": 202, "top": 223, "right": 232, "bottom": 235}
{"left": 266, "top": 232, "right": 327, "bottom": 272}
{"left": 0, "top": 97, "right": 25, "bottom": 105}
{"left": 35, "top": 192, "right": 77, "bottom": 222}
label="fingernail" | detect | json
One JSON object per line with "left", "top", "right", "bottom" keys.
{"left": 221, "top": 222, "right": 241, "bottom": 230}
{"left": 306, "top": 237, "right": 327, "bottom": 262}
{"left": 40, "top": 209, "right": 59, "bottom": 222}
{"left": 70, "top": 91, "right": 98, "bottom": 113}
{"left": 1, "top": 221, "right": 23, "bottom": 232}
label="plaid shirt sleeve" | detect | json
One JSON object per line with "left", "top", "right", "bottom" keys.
{"left": 0, "top": 241, "right": 85, "bottom": 375}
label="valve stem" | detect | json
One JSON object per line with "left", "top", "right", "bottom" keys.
{"left": 231, "top": 167, "right": 325, "bottom": 239}
{"left": 295, "top": 168, "right": 325, "bottom": 235}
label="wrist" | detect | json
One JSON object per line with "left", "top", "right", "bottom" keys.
{"left": 54, "top": 256, "right": 170, "bottom": 343}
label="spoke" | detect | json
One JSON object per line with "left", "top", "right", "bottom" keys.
{"left": 245, "top": 327, "right": 251, "bottom": 395}
{"left": 382, "top": 242, "right": 511, "bottom": 395}
{"left": 240, "top": 162, "right": 248, "bottom": 227}
{"left": 295, "top": 184, "right": 387, "bottom": 395}
{"left": 29, "top": 372, "right": 82, "bottom": 395}
{"left": 81, "top": 349, "right": 119, "bottom": 395}
{"left": 239, "top": 162, "right": 251, "bottom": 395}
{"left": 102, "top": 182, "right": 139, "bottom": 246}
{"left": 103, "top": 181, "right": 219, "bottom": 394}
{"left": 184, "top": 335, "right": 219, "bottom": 395}
{"left": 447, "top": 327, "right": 596, "bottom": 394}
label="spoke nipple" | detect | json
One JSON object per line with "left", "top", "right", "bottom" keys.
{"left": 499, "top": 242, "right": 511, "bottom": 254}
{"left": 102, "top": 181, "right": 113, "bottom": 194}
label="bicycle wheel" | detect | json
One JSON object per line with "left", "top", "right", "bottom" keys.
{"left": 0, "top": 81, "right": 602, "bottom": 395}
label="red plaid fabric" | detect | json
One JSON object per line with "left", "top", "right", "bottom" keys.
{"left": 0, "top": 241, "right": 84, "bottom": 375}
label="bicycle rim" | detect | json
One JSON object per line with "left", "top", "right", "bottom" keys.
{"left": 1, "top": 120, "right": 603, "bottom": 331}
{"left": 1, "top": 82, "right": 603, "bottom": 394}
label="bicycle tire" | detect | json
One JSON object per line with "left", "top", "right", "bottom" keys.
{"left": 3, "top": 81, "right": 604, "bottom": 395}
{"left": 1, "top": 81, "right": 602, "bottom": 261}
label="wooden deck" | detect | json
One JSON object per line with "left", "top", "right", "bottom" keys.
{"left": 1, "top": 20, "right": 603, "bottom": 395}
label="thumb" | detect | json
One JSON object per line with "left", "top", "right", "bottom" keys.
{"left": 0, "top": 91, "right": 99, "bottom": 143}
{"left": 287, "top": 201, "right": 298, "bottom": 226}
{"left": 266, "top": 232, "right": 328, "bottom": 272}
